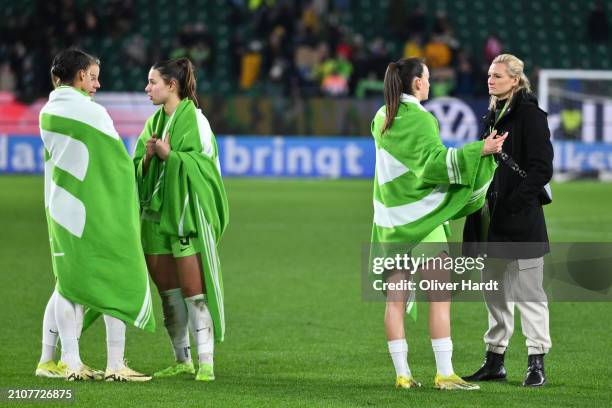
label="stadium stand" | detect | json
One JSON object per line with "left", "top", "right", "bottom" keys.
{"left": 1, "top": 0, "right": 610, "bottom": 100}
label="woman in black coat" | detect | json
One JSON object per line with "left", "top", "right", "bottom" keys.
{"left": 462, "top": 54, "right": 553, "bottom": 387}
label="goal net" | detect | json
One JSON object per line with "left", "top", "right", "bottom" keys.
{"left": 538, "top": 69, "right": 612, "bottom": 177}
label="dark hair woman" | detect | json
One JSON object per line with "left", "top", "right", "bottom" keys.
{"left": 49, "top": 48, "right": 100, "bottom": 96}
{"left": 370, "top": 57, "right": 504, "bottom": 390}
{"left": 38, "top": 49, "right": 153, "bottom": 382}
{"left": 134, "top": 57, "right": 229, "bottom": 382}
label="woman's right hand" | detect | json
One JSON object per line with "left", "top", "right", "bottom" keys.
{"left": 481, "top": 130, "right": 508, "bottom": 156}
{"left": 145, "top": 133, "right": 157, "bottom": 160}
{"left": 143, "top": 133, "right": 157, "bottom": 175}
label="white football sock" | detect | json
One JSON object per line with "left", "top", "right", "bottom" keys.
{"left": 388, "top": 339, "right": 410, "bottom": 377}
{"left": 39, "top": 290, "right": 59, "bottom": 364}
{"left": 160, "top": 288, "right": 192, "bottom": 363}
{"left": 431, "top": 337, "right": 454, "bottom": 376}
{"left": 185, "top": 294, "right": 213, "bottom": 365}
{"left": 54, "top": 291, "right": 83, "bottom": 371}
{"left": 75, "top": 301, "right": 84, "bottom": 340}
{"left": 104, "top": 314, "right": 126, "bottom": 371}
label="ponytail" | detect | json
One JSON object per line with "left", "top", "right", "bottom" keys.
{"left": 152, "top": 57, "right": 200, "bottom": 107}
{"left": 518, "top": 72, "right": 531, "bottom": 93}
{"left": 381, "top": 63, "right": 402, "bottom": 134}
{"left": 380, "top": 57, "right": 425, "bottom": 134}
{"left": 179, "top": 58, "right": 199, "bottom": 107}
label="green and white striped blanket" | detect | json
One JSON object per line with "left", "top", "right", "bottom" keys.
{"left": 39, "top": 86, "right": 154, "bottom": 332}
{"left": 371, "top": 94, "right": 496, "bottom": 245}
{"left": 134, "top": 98, "right": 229, "bottom": 342}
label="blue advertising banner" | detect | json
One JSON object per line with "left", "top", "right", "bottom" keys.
{"left": 220, "top": 136, "right": 371, "bottom": 178}
{"left": 1, "top": 135, "right": 612, "bottom": 176}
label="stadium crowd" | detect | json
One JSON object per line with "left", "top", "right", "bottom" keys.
{"left": 0, "top": 0, "right": 609, "bottom": 102}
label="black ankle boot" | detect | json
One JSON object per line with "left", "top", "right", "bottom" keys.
{"left": 523, "top": 354, "right": 546, "bottom": 387}
{"left": 462, "top": 351, "right": 507, "bottom": 382}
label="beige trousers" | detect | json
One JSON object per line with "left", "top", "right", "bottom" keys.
{"left": 481, "top": 257, "right": 552, "bottom": 355}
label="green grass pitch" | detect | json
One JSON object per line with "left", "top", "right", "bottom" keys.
{"left": 0, "top": 176, "right": 611, "bottom": 407}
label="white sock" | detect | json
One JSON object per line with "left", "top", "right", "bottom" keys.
{"left": 54, "top": 291, "right": 83, "bottom": 371}
{"left": 185, "top": 294, "right": 214, "bottom": 365}
{"left": 388, "top": 339, "right": 410, "bottom": 377}
{"left": 431, "top": 337, "right": 454, "bottom": 376}
{"left": 160, "top": 289, "right": 192, "bottom": 363}
{"left": 39, "top": 290, "right": 59, "bottom": 364}
{"left": 75, "top": 301, "right": 84, "bottom": 340}
{"left": 103, "top": 315, "right": 126, "bottom": 371}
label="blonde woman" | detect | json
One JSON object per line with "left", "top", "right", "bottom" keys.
{"left": 463, "top": 54, "right": 553, "bottom": 387}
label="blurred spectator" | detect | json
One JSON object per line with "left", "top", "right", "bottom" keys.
{"left": 301, "top": 2, "right": 322, "bottom": 35}
{"left": 171, "top": 23, "right": 214, "bottom": 74}
{"left": 0, "top": 63, "right": 16, "bottom": 92}
{"left": 587, "top": 1, "right": 609, "bottom": 43}
{"left": 335, "top": 34, "right": 353, "bottom": 61}
{"left": 240, "top": 40, "right": 263, "bottom": 90}
{"left": 124, "top": 34, "right": 147, "bottom": 66}
{"left": 264, "top": 25, "right": 294, "bottom": 94}
{"left": 366, "top": 37, "right": 391, "bottom": 80}
{"left": 348, "top": 34, "right": 368, "bottom": 93}
{"left": 453, "top": 49, "right": 476, "bottom": 97}
{"left": 323, "top": 14, "right": 344, "bottom": 56}
{"left": 403, "top": 34, "right": 424, "bottom": 59}
{"left": 483, "top": 33, "right": 503, "bottom": 64}
{"left": 105, "top": 0, "right": 134, "bottom": 38}
{"left": 81, "top": 7, "right": 101, "bottom": 38}
{"left": 406, "top": 4, "right": 427, "bottom": 35}
{"left": 430, "top": 66, "right": 455, "bottom": 97}
{"left": 433, "top": 10, "right": 449, "bottom": 35}
{"left": 230, "top": 32, "right": 247, "bottom": 81}
{"left": 294, "top": 12, "right": 329, "bottom": 96}
{"left": 561, "top": 107, "right": 582, "bottom": 139}
{"left": 268, "top": 2, "right": 296, "bottom": 38}
{"left": 295, "top": 40, "right": 328, "bottom": 96}
{"left": 317, "top": 51, "right": 353, "bottom": 96}
{"left": 1, "top": 0, "right": 605, "bottom": 101}
{"left": 433, "top": 11, "right": 460, "bottom": 52}
{"left": 321, "top": 66, "right": 349, "bottom": 96}
{"left": 425, "top": 35, "right": 452, "bottom": 69}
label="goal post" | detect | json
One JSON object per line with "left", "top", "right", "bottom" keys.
{"left": 538, "top": 69, "right": 612, "bottom": 179}
{"left": 538, "top": 69, "right": 612, "bottom": 143}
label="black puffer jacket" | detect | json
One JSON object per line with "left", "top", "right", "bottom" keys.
{"left": 463, "top": 89, "right": 554, "bottom": 258}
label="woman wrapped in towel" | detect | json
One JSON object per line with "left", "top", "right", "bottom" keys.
{"left": 370, "top": 57, "right": 506, "bottom": 390}
{"left": 133, "top": 58, "right": 229, "bottom": 382}
{"left": 36, "top": 49, "right": 154, "bottom": 382}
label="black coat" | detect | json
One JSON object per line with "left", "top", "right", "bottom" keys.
{"left": 463, "top": 89, "right": 554, "bottom": 258}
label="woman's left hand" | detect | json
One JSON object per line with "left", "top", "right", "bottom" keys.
{"left": 155, "top": 133, "right": 171, "bottom": 161}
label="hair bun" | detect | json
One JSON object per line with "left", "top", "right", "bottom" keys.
{"left": 51, "top": 64, "right": 64, "bottom": 76}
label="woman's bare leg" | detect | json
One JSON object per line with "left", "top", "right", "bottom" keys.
{"left": 175, "top": 254, "right": 205, "bottom": 297}
{"left": 145, "top": 254, "right": 179, "bottom": 291}
{"left": 420, "top": 253, "right": 452, "bottom": 339}
{"left": 384, "top": 270, "right": 410, "bottom": 341}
